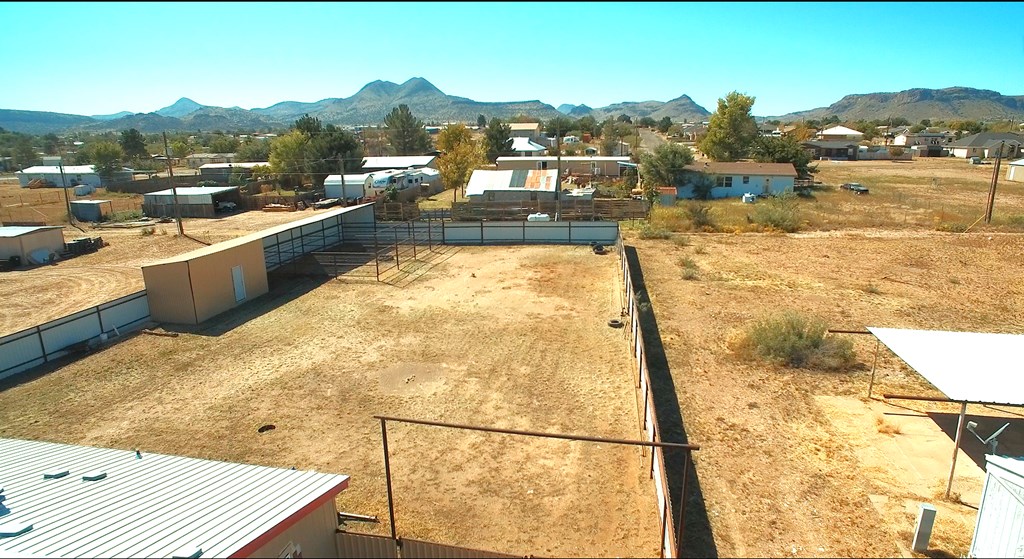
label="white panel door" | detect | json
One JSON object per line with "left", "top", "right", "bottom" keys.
{"left": 231, "top": 265, "right": 246, "bottom": 302}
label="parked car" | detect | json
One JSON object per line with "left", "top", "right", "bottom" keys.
{"left": 840, "top": 182, "right": 869, "bottom": 194}
{"left": 215, "top": 201, "right": 237, "bottom": 212}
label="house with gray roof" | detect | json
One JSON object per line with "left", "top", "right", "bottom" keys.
{"left": 947, "top": 132, "right": 1023, "bottom": 159}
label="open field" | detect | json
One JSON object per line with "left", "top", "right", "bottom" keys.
{"left": 0, "top": 245, "right": 661, "bottom": 558}
{"left": 627, "top": 229, "right": 1024, "bottom": 557}
{"left": 0, "top": 207, "right": 343, "bottom": 335}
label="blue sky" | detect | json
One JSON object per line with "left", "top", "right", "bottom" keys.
{"left": 2, "top": 1, "right": 1022, "bottom": 117}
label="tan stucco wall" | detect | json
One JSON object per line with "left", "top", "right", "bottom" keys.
{"left": 188, "top": 240, "right": 268, "bottom": 323}
{"left": 143, "top": 261, "right": 198, "bottom": 324}
{"left": 248, "top": 499, "right": 339, "bottom": 558}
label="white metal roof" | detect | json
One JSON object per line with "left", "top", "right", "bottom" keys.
{"left": 15, "top": 165, "right": 98, "bottom": 175}
{"left": 145, "top": 186, "right": 239, "bottom": 197}
{"left": 867, "top": 327, "right": 1024, "bottom": 406}
{"left": 819, "top": 125, "right": 865, "bottom": 136}
{"left": 70, "top": 200, "right": 112, "bottom": 206}
{"left": 198, "top": 162, "right": 269, "bottom": 170}
{"left": 465, "top": 169, "right": 558, "bottom": 197}
{"left": 1008, "top": 159, "right": 1024, "bottom": 166}
{"left": 0, "top": 438, "right": 348, "bottom": 558}
{"left": 510, "top": 137, "right": 547, "bottom": 152}
{"left": 361, "top": 156, "right": 436, "bottom": 169}
{"left": 986, "top": 455, "right": 1024, "bottom": 479}
{"left": 496, "top": 156, "right": 630, "bottom": 163}
{"left": 0, "top": 226, "right": 63, "bottom": 238}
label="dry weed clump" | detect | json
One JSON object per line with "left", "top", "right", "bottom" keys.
{"left": 875, "top": 415, "right": 902, "bottom": 435}
{"left": 730, "top": 310, "right": 856, "bottom": 370}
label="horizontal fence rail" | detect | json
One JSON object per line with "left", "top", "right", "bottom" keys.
{"left": 0, "top": 290, "right": 150, "bottom": 380}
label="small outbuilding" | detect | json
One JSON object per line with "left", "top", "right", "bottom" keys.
{"left": 15, "top": 165, "right": 129, "bottom": 188}
{"left": 70, "top": 200, "right": 114, "bottom": 222}
{"left": 143, "top": 186, "right": 241, "bottom": 218}
{"left": 0, "top": 437, "right": 349, "bottom": 558}
{"left": 509, "top": 136, "right": 548, "bottom": 156}
{"left": 495, "top": 156, "right": 632, "bottom": 177}
{"left": 0, "top": 226, "right": 65, "bottom": 266}
{"left": 1006, "top": 158, "right": 1024, "bottom": 182}
{"left": 465, "top": 169, "right": 559, "bottom": 201}
{"left": 970, "top": 455, "right": 1024, "bottom": 558}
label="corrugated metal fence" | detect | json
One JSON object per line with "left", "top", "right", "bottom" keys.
{"left": 0, "top": 290, "right": 150, "bottom": 381}
{"left": 335, "top": 532, "right": 522, "bottom": 559}
{"left": 617, "top": 234, "right": 680, "bottom": 558}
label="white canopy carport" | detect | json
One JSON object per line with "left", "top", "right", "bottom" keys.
{"left": 867, "top": 327, "right": 1024, "bottom": 498}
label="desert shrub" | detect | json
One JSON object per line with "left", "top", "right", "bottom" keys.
{"left": 685, "top": 201, "right": 717, "bottom": 231}
{"left": 637, "top": 224, "right": 671, "bottom": 239}
{"left": 678, "top": 256, "right": 699, "bottom": 280}
{"left": 672, "top": 234, "right": 691, "bottom": 247}
{"left": 751, "top": 193, "right": 801, "bottom": 232}
{"left": 107, "top": 210, "right": 143, "bottom": 223}
{"left": 731, "top": 310, "right": 855, "bottom": 370}
{"left": 140, "top": 227, "right": 155, "bottom": 236}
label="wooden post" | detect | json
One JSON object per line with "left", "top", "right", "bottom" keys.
{"left": 945, "top": 401, "right": 968, "bottom": 500}
{"left": 867, "top": 338, "right": 881, "bottom": 398}
{"left": 984, "top": 142, "right": 1004, "bottom": 224}
{"left": 380, "top": 418, "right": 398, "bottom": 540}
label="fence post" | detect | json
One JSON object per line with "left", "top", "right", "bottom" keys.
{"left": 441, "top": 220, "right": 446, "bottom": 246}
{"left": 374, "top": 233, "right": 381, "bottom": 282}
{"left": 479, "top": 220, "right": 484, "bottom": 245}
{"left": 36, "top": 325, "right": 47, "bottom": 363}
{"left": 409, "top": 221, "right": 416, "bottom": 259}
{"left": 394, "top": 228, "right": 400, "bottom": 271}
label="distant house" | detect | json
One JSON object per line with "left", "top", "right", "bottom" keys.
{"left": 802, "top": 140, "right": 859, "bottom": 161}
{"left": 815, "top": 125, "right": 865, "bottom": 141}
{"left": 198, "top": 161, "right": 270, "bottom": 182}
{"left": 495, "top": 156, "right": 632, "bottom": 177}
{"left": 673, "top": 161, "right": 797, "bottom": 200}
{"left": 15, "top": 164, "right": 130, "bottom": 188}
{"left": 510, "top": 136, "right": 548, "bottom": 156}
{"left": 465, "top": 169, "right": 560, "bottom": 201}
{"left": 947, "top": 132, "right": 1023, "bottom": 159}
{"left": 1007, "top": 159, "right": 1024, "bottom": 182}
{"left": 325, "top": 168, "right": 440, "bottom": 200}
{"left": 893, "top": 131, "right": 955, "bottom": 146}
{"left": 509, "top": 122, "right": 542, "bottom": 142}
{"left": 360, "top": 155, "right": 437, "bottom": 172}
{"left": 185, "top": 152, "right": 236, "bottom": 169}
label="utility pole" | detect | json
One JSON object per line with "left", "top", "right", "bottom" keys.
{"left": 57, "top": 155, "right": 74, "bottom": 226}
{"left": 162, "top": 131, "right": 184, "bottom": 236}
{"left": 984, "top": 141, "right": 1005, "bottom": 224}
{"left": 555, "top": 121, "right": 562, "bottom": 219}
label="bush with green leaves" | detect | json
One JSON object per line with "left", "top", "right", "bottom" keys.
{"left": 732, "top": 310, "right": 855, "bottom": 370}
{"left": 751, "top": 193, "right": 800, "bottom": 232}
{"left": 686, "top": 201, "right": 717, "bottom": 231}
{"left": 637, "top": 224, "right": 671, "bottom": 239}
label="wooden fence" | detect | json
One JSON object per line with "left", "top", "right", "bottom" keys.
{"left": 451, "top": 198, "right": 649, "bottom": 221}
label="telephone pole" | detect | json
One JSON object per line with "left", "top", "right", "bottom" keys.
{"left": 984, "top": 141, "right": 1005, "bottom": 224}
{"left": 57, "top": 155, "right": 74, "bottom": 226}
{"left": 162, "top": 132, "right": 184, "bottom": 236}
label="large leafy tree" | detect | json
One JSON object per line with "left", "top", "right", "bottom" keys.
{"left": 749, "top": 136, "right": 816, "bottom": 178}
{"left": 657, "top": 116, "right": 673, "bottom": 134}
{"left": 269, "top": 131, "right": 309, "bottom": 188}
{"left": 235, "top": 139, "right": 271, "bottom": 162}
{"left": 639, "top": 142, "right": 695, "bottom": 189}
{"left": 436, "top": 124, "right": 484, "bottom": 196}
{"left": 85, "top": 141, "right": 125, "bottom": 180}
{"left": 12, "top": 135, "right": 37, "bottom": 169}
{"left": 208, "top": 134, "right": 240, "bottom": 154}
{"left": 293, "top": 114, "right": 323, "bottom": 137}
{"left": 306, "top": 124, "right": 364, "bottom": 187}
{"left": 119, "top": 128, "right": 148, "bottom": 161}
{"left": 576, "top": 115, "right": 598, "bottom": 137}
{"left": 483, "top": 117, "right": 512, "bottom": 162}
{"left": 42, "top": 133, "right": 60, "bottom": 155}
{"left": 383, "top": 105, "right": 431, "bottom": 155}
{"left": 476, "top": 114, "right": 487, "bottom": 128}
{"left": 698, "top": 91, "right": 758, "bottom": 161}
{"left": 170, "top": 140, "right": 191, "bottom": 159}
{"left": 544, "top": 116, "right": 575, "bottom": 138}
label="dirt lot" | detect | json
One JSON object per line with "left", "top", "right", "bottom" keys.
{"left": 626, "top": 229, "right": 1024, "bottom": 558}
{"left": 0, "top": 208, "right": 340, "bottom": 336}
{"left": 0, "top": 245, "right": 661, "bottom": 558}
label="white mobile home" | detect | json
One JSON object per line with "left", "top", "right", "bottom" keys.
{"left": 674, "top": 162, "right": 797, "bottom": 200}
{"left": 0, "top": 437, "right": 349, "bottom": 558}
{"left": 15, "top": 165, "right": 123, "bottom": 188}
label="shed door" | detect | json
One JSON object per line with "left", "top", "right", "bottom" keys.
{"left": 232, "top": 265, "right": 246, "bottom": 302}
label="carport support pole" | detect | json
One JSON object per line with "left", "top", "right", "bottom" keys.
{"left": 867, "top": 338, "right": 880, "bottom": 398}
{"left": 380, "top": 417, "right": 398, "bottom": 540}
{"left": 945, "top": 401, "right": 968, "bottom": 500}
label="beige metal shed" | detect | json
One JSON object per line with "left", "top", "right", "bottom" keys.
{"left": 0, "top": 226, "right": 65, "bottom": 265}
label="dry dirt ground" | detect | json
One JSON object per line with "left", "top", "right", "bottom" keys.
{"left": 0, "top": 208, "right": 339, "bottom": 336}
{"left": 626, "top": 229, "right": 1024, "bottom": 558}
{"left": 0, "top": 245, "right": 662, "bottom": 558}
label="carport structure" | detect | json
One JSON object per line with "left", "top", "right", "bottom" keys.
{"left": 866, "top": 327, "right": 1024, "bottom": 498}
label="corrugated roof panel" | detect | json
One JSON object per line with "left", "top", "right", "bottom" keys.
{"left": 0, "top": 226, "right": 63, "bottom": 238}
{"left": 0, "top": 438, "right": 348, "bottom": 558}
{"left": 867, "top": 327, "right": 1024, "bottom": 406}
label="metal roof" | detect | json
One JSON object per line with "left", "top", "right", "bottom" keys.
{"left": 0, "top": 226, "right": 63, "bottom": 238}
{"left": 15, "top": 165, "right": 98, "bottom": 175}
{"left": 495, "top": 156, "right": 630, "bottom": 162}
{"left": 949, "top": 132, "right": 1023, "bottom": 148}
{"left": 818, "top": 125, "right": 864, "bottom": 136}
{"left": 144, "top": 186, "right": 239, "bottom": 197}
{"left": 361, "top": 156, "right": 436, "bottom": 169}
{"left": 198, "top": 162, "right": 269, "bottom": 169}
{"left": 508, "top": 122, "right": 541, "bottom": 131}
{"left": 1008, "top": 159, "right": 1024, "bottom": 166}
{"left": 509, "top": 137, "right": 547, "bottom": 152}
{"left": 683, "top": 161, "right": 798, "bottom": 177}
{"left": 867, "top": 327, "right": 1024, "bottom": 406}
{"left": 465, "top": 169, "right": 558, "bottom": 196}
{"left": 0, "top": 438, "right": 348, "bottom": 558}
{"left": 986, "top": 455, "right": 1024, "bottom": 479}
{"left": 142, "top": 203, "right": 375, "bottom": 267}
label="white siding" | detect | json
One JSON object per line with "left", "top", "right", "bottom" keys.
{"left": 970, "top": 456, "right": 1024, "bottom": 558}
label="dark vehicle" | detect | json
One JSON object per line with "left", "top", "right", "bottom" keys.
{"left": 840, "top": 182, "right": 869, "bottom": 194}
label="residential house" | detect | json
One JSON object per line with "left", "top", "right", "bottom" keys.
{"left": 947, "top": 132, "right": 1023, "bottom": 159}
{"left": 510, "top": 136, "right": 548, "bottom": 156}
{"left": 509, "top": 122, "right": 543, "bottom": 142}
{"left": 815, "top": 125, "right": 865, "bottom": 141}
{"left": 185, "top": 152, "right": 236, "bottom": 169}
{"left": 15, "top": 164, "right": 130, "bottom": 188}
{"left": 802, "top": 140, "right": 859, "bottom": 161}
{"left": 495, "top": 155, "right": 632, "bottom": 177}
{"left": 673, "top": 161, "right": 797, "bottom": 200}
{"left": 465, "top": 169, "right": 560, "bottom": 202}
{"left": 892, "top": 131, "right": 955, "bottom": 147}
{"left": 1007, "top": 158, "right": 1024, "bottom": 182}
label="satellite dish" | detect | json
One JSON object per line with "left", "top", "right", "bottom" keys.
{"left": 966, "top": 421, "right": 1010, "bottom": 455}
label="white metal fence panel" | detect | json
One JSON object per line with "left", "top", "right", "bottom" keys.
{"left": 0, "top": 330, "right": 45, "bottom": 380}
{"left": 98, "top": 291, "right": 150, "bottom": 333}
{"left": 39, "top": 309, "right": 102, "bottom": 356}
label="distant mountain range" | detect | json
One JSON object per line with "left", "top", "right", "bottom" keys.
{"left": 772, "top": 87, "right": 1024, "bottom": 122}
{"left": 2, "top": 81, "right": 1022, "bottom": 135}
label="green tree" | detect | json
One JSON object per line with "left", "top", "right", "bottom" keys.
{"left": 617, "top": 114, "right": 632, "bottom": 123}
{"left": 12, "top": 136, "right": 38, "bottom": 170}
{"left": 269, "top": 131, "right": 310, "bottom": 188}
{"left": 208, "top": 135, "right": 240, "bottom": 154}
{"left": 544, "top": 116, "right": 575, "bottom": 138}
{"left": 909, "top": 124, "right": 927, "bottom": 133}
{"left": 656, "top": 116, "right": 673, "bottom": 134}
{"left": 306, "top": 125, "right": 364, "bottom": 187}
{"left": 576, "top": 115, "right": 598, "bottom": 137}
{"left": 235, "top": 139, "right": 271, "bottom": 162}
{"left": 749, "top": 136, "right": 816, "bottom": 178}
{"left": 639, "top": 143, "right": 695, "bottom": 192}
{"left": 698, "top": 91, "right": 758, "bottom": 162}
{"left": 637, "top": 116, "right": 657, "bottom": 128}
{"left": 483, "top": 117, "right": 512, "bottom": 162}
{"left": 85, "top": 141, "right": 125, "bottom": 180}
{"left": 42, "top": 133, "right": 60, "bottom": 155}
{"left": 170, "top": 140, "right": 191, "bottom": 160}
{"left": 919, "top": 119, "right": 931, "bottom": 127}
{"left": 293, "top": 114, "right": 323, "bottom": 137}
{"left": 119, "top": 128, "right": 148, "bottom": 160}
{"left": 384, "top": 105, "right": 431, "bottom": 155}
{"left": 477, "top": 114, "right": 487, "bottom": 128}
{"left": 436, "top": 124, "right": 484, "bottom": 196}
